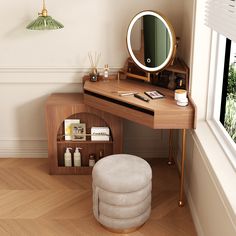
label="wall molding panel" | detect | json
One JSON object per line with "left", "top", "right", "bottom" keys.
{"left": 0, "top": 67, "right": 164, "bottom": 159}
{"left": 0, "top": 0, "right": 184, "bottom": 158}
{"left": 0, "top": 67, "right": 120, "bottom": 84}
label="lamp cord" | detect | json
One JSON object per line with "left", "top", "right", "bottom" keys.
{"left": 43, "top": 0, "right": 46, "bottom": 10}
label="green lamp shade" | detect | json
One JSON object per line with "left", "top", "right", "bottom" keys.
{"left": 26, "top": 16, "right": 64, "bottom": 30}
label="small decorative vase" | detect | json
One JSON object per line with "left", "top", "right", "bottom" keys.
{"left": 90, "top": 68, "right": 99, "bottom": 82}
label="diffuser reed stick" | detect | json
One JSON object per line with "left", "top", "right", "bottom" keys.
{"left": 88, "top": 52, "right": 101, "bottom": 81}
{"left": 88, "top": 52, "right": 101, "bottom": 72}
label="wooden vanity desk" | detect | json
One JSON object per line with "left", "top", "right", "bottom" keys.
{"left": 83, "top": 77, "right": 196, "bottom": 207}
{"left": 84, "top": 78, "right": 195, "bottom": 129}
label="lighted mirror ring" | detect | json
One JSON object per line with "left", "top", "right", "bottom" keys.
{"left": 127, "top": 10, "right": 176, "bottom": 73}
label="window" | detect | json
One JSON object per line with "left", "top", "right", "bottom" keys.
{"left": 207, "top": 33, "right": 236, "bottom": 168}
{"left": 191, "top": 0, "right": 236, "bottom": 225}
{"left": 220, "top": 39, "right": 236, "bottom": 143}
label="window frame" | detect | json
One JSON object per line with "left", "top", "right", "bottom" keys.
{"left": 220, "top": 38, "right": 231, "bottom": 124}
{"left": 190, "top": 0, "right": 236, "bottom": 226}
{"left": 206, "top": 31, "right": 236, "bottom": 170}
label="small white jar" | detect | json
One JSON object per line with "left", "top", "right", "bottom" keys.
{"left": 174, "top": 89, "right": 187, "bottom": 101}
{"left": 177, "top": 97, "right": 189, "bottom": 107}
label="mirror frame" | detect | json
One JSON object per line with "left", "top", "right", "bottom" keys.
{"left": 127, "top": 10, "right": 176, "bottom": 73}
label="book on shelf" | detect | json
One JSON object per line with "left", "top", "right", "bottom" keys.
{"left": 64, "top": 119, "right": 80, "bottom": 141}
{"left": 91, "top": 127, "right": 110, "bottom": 141}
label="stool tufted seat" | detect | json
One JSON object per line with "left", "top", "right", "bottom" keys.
{"left": 92, "top": 154, "right": 152, "bottom": 233}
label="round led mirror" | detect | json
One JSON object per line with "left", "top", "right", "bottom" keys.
{"left": 127, "top": 11, "right": 176, "bottom": 73}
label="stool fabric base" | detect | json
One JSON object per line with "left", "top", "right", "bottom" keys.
{"left": 97, "top": 207, "right": 151, "bottom": 231}
{"left": 92, "top": 154, "right": 152, "bottom": 232}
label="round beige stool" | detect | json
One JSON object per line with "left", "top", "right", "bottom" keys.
{"left": 92, "top": 154, "right": 152, "bottom": 233}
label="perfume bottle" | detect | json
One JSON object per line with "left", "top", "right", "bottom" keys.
{"left": 175, "top": 76, "right": 185, "bottom": 89}
{"left": 103, "top": 64, "right": 109, "bottom": 81}
{"left": 89, "top": 154, "right": 96, "bottom": 167}
{"left": 99, "top": 150, "right": 104, "bottom": 160}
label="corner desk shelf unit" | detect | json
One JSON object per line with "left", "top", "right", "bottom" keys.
{"left": 45, "top": 93, "right": 123, "bottom": 175}
{"left": 164, "top": 58, "right": 189, "bottom": 90}
{"left": 124, "top": 57, "right": 189, "bottom": 90}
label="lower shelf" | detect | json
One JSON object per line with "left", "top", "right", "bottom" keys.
{"left": 57, "top": 142, "right": 113, "bottom": 167}
{"left": 52, "top": 166, "right": 93, "bottom": 175}
{"left": 46, "top": 93, "right": 123, "bottom": 175}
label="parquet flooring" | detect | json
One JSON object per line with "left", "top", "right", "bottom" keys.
{"left": 0, "top": 158, "right": 197, "bottom": 236}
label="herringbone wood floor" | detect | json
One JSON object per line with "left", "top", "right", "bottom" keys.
{"left": 0, "top": 158, "right": 197, "bottom": 236}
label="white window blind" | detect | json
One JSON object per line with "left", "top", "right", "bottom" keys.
{"left": 205, "top": 0, "right": 236, "bottom": 42}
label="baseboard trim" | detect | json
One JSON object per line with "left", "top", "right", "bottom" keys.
{"left": 0, "top": 140, "right": 48, "bottom": 158}
{"left": 175, "top": 142, "right": 204, "bottom": 236}
{"left": 186, "top": 183, "right": 205, "bottom": 236}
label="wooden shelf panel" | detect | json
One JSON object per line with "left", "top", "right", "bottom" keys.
{"left": 55, "top": 166, "right": 93, "bottom": 175}
{"left": 57, "top": 166, "right": 93, "bottom": 169}
{"left": 165, "top": 58, "right": 188, "bottom": 74}
{"left": 57, "top": 140, "right": 113, "bottom": 144}
{"left": 123, "top": 57, "right": 189, "bottom": 91}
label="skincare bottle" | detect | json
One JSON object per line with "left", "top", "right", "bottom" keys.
{"left": 104, "top": 64, "right": 109, "bottom": 79}
{"left": 64, "top": 147, "right": 72, "bottom": 167}
{"left": 99, "top": 150, "right": 104, "bottom": 160}
{"left": 175, "top": 77, "right": 185, "bottom": 89}
{"left": 74, "top": 147, "right": 82, "bottom": 167}
{"left": 89, "top": 154, "right": 96, "bottom": 167}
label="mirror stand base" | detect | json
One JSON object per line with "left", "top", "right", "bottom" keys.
{"left": 118, "top": 61, "right": 151, "bottom": 83}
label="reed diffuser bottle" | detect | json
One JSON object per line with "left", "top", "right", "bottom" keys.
{"left": 88, "top": 52, "right": 101, "bottom": 82}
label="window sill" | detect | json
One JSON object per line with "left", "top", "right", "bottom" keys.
{"left": 191, "top": 120, "right": 236, "bottom": 224}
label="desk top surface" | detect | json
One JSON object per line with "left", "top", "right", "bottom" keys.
{"left": 83, "top": 78, "right": 196, "bottom": 129}
{"left": 84, "top": 79, "right": 190, "bottom": 112}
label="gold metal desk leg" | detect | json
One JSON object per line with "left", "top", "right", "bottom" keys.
{"left": 178, "top": 128, "right": 186, "bottom": 207}
{"left": 168, "top": 130, "right": 175, "bottom": 165}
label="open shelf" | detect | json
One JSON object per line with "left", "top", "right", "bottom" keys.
{"left": 123, "top": 57, "right": 189, "bottom": 91}
{"left": 45, "top": 93, "right": 123, "bottom": 175}
{"left": 57, "top": 140, "right": 113, "bottom": 167}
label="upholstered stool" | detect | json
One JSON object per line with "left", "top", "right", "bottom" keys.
{"left": 92, "top": 154, "right": 152, "bottom": 233}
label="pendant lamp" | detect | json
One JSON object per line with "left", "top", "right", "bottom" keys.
{"left": 26, "top": 0, "right": 64, "bottom": 30}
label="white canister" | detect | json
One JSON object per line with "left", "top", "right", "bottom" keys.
{"left": 177, "top": 98, "right": 189, "bottom": 107}
{"left": 174, "top": 89, "right": 187, "bottom": 101}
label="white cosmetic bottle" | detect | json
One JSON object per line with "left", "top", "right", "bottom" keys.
{"left": 74, "top": 147, "right": 82, "bottom": 167}
{"left": 103, "top": 64, "right": 109, "bottom": 81}
{"left": 64, "top": 147, "right": 72, "bottom": 167}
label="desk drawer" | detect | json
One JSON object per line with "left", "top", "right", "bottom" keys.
{"left": 84, "top": 93, "right": 154, "bottom": 129}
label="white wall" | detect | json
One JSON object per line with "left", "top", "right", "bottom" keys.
{"left": 0, "top": 0, "right": 184, "bottom": 157}
{"left": 0, "top": 0, "right": 184, "bottom": 68}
